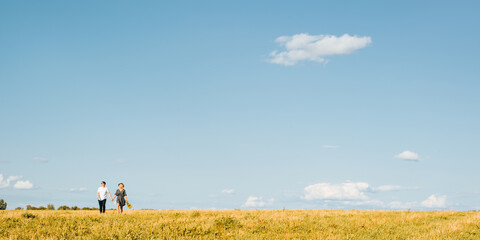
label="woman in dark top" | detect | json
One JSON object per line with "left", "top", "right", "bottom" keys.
{"left": 111, "top": 183, "right": 128, "bottom": 213}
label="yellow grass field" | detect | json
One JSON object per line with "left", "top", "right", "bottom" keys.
{"left": 2, "top": 210, "right": 480, "bottom": 239}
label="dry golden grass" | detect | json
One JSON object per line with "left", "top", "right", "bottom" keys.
{"left": 1, "top": 209, "right": 480, "bottom": 239}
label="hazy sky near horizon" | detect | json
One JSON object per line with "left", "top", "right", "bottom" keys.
{"left": 1, "top": 0, "right": 479, "bottom": 210}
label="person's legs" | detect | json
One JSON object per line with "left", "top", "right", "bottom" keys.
{"left": 120, "top": 205, "right": 123, "bottom": 213}
{"left": 98, "top": 200, "right": 103, "bottom": 213}
{"left": 101, "top": 200, "right": 106, "bottom": 213}
{"left": 116, "top": 203, "right": 120, "bottom": 214}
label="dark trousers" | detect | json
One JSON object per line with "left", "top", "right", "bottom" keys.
{"left": 98, "top": 199, "right": 106, "bottom": 213}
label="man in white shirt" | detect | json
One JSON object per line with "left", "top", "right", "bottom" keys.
{"left": 96, "top": 181, "right": 112, "bottom": 213}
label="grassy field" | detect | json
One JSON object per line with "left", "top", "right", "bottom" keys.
{"left": 1, "top": 210, "right": 480, "bottom": 239}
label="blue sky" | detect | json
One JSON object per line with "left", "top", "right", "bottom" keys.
{"left": 1, "top": 0, "right": 479, "bottom": 210}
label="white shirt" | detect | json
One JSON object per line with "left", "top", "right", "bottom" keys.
{"left": 97, "top": 187, "right": 110, "bottom": 200}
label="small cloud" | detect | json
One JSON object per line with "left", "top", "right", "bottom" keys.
{"left": 372, "top": 185, "right": 419, "bottom": 192}
{"left": 421, "top": 194, "right": 446, "bottom": 208}
{"left": 374, "top": 185, "right": 403, "bottom": 192}
{"left": 210, "top": 189, "right": 236, "bottom": 198}
{"left": 268, "top": 33, "right": 372, "bottom": 66}
{"left": 303, "top": 182, "right": 370, "bottom": 200}
{"left": 0, "top": 174, "right": 22, "bottom": 188}
{"left": 33, "top": 157, "right": 48, "bottom": 163}
{"left": 395, "top": 150, "right": 420, "bottom": 162}
{"left": 243, "top": 196, "right": 274, "bottom": 208}
{"left": 303, "top": 182, "right": 418, "bottom": 205}
{"left": 389, "top": 201, "right": 418, "bottom": 209}
{"left": 322, "top": 145, "right": 340, "bottom": 149}
{"left": 69, "top": 187, "right": 87, "bottom": 192}
{"left": 13, "top": 180, "right": 34, "bottom": 189}
{"left": 388, "top": 195, "right": 447, "bottom": 210}
{"left": 221, "top": 189, "right": 235, "bottom": 194}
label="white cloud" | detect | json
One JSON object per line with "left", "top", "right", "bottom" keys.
{"left": 268, "top": 33, "right": 372, "bottom": 66}
{"left": 69, "top": 187, "right": 87, "bottom": 192}
{"left": 322, "top": 145, "right": 340, "bottom": 149}
{"left": 303, "top": 182, "right": 419, "bottom": 203}
{"left": 395, "top": 150, "right": 420, "bottom": 161}
{"left": 389, "top": 195, "right": 447, "bottom": 209}
{"left": 421, "top": 194, "right": 446, "bottom": 208}
{"left": 0, "top": 174, "right": 22, "bottom": 188}
{"left": 13, "top": 180, "right": 34, "bottom": 189}
{"left": 221, "top": 189, "right": 235, "bottom": 194}
{"left": 33, "top": 157, "right": 48, "bottom": 163}
{"left": 303, "top": 182, "right": 370, "bottom": 200}
{"left": 301, "top": 182, "right": 441, "bottom": 210}
{"left": 374, "top": 185, "right": 404, "bottom": 191}
{"left": 209, "top": 189, "right": 236, "bottom": 198}
{"left": 244, "top": 196, "right": 265, "bottom": 207}
{"left": 372, "top": 185, "right": 419, "bottom": 192}
{"left": 243, "top": 196, "right": 274, "bottom": 208}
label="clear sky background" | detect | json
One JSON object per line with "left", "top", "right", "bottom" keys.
{"left": 1, "top": 0, "right": 479, "bottom": 210}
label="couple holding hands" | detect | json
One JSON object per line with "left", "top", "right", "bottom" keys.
{"left": 96, "top": 181, "right": 129, "bottom": 213}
